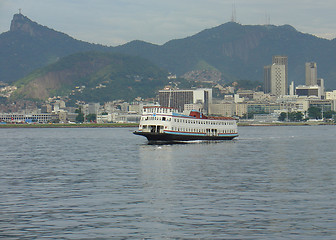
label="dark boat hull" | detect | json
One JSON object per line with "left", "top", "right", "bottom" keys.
{"left": 133, "top": 131, "right": 237, "bottom": 142}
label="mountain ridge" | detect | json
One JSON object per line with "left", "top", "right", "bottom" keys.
{"left": 1, "top": 14, "right": 336, "bottom": 90}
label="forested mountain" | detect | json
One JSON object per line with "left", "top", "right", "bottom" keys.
{"left": 1, "top": 13, "right": 336, "bottom": 98}
{"left": 115, "top": 23, "right": 336, "bottom": 89}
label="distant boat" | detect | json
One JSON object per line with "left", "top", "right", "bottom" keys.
{"left": 133, "top": 106, "right": 238, "bottom": 142}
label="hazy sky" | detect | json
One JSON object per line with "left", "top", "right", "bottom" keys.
{"left": 1, "top": 0, "right": 336, "bottom": 46}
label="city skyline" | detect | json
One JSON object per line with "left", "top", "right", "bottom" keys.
{"left": 1, "top": 0, "right": 336, "bottom": 46}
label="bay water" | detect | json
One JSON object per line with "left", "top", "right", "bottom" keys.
{"left": 0, "top": 126, "right": 335, "bottom": 239}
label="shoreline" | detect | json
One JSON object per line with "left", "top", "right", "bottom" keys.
{"left": 238, "top": 121, "right": 335, "bottom": 126}
{"left": 0, "top": 122, "right": 334, "bottom": 128}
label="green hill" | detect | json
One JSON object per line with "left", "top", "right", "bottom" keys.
{"left": 11, "top": 52, "right": 170, "bottom": 102}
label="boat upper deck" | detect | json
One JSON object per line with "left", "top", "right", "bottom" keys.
{"left": 143, "top": 106, "right": 235, "bottom": 121}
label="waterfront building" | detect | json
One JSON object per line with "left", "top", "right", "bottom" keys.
{"left": 128, "top": 103, "right": 144, "bottom": 114}
{"left": 296, "top": 85, "right": 322, "bottom": 98}
{"left": 276, "top": 96, "right": 307, "bottom": 113}
{"left": 253, "top": 113, "right": 279, "bottom": 122}
{"left": 96, "top": 113, "right": 114, "bottom": 123}
{"left": 0, "top": 113, "right": 58, "bottom": 123}
{"left": 41, "top": 104, "right": 52, "bottom": 113}
{"left": 308, "top": 99, "right": 334, "bottom": 112}
{"left": 253, "top": 92, "right": 277, "bottom": 102}
{"left": 236, "top": 90, "right": 254, "bottom": 100}
{"left": 159, "top": 88, "right": 212, "bottom": 113}
{"left": 234, "top": 94, "right": 244, "bottom": 103}
{"left": 326, "top": 90, "right": 336, "bottom": 100}
{"left": 208, "top": 101, "right": 247, "bottom": 118}
{"left": 247, "top": 102, "right": 281, "bottom": 114}
{"left": 116, "top": 113, "right": 141, "bottom": 123}
{"left": 209, "top": 102, "right": 236, "bottom": 117}
{"left": 235, "top": 103, "right": 248, "bottom": 117}
{"left": 183, "top": 103, "right": 203, "bottom": 115}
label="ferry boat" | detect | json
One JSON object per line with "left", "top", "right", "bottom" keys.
{"left": 133, "top": 106, "right": 238, "bottom": 142}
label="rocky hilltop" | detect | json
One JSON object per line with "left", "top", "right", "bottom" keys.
{"left": 0, "top": 14, "right": 109, "bottom": 83}
{"left": 10, "top": 14, "right": 42, "bottom": 36}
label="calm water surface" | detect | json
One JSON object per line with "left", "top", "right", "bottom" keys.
{"left": 0, "top": 126, "right": 335, "bottom": 239}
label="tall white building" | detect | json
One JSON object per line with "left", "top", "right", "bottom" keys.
{"left": 264, "top": 64, "right": 287, "bottom": 97}
{"left": 273, "top": 56, "right": 288, "bottom": 95}
{"left": 305, "top": 62, "right": 317, "bottom": 86}
{"left": 264, "top": 56, "right": 288, "bottom": 97}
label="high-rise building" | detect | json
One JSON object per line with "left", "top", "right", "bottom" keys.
{"left": 159, "top": 88, "right": 212, "bottom": 113}
{"left": 264, "top": 64, "right": 287, "bottom": 97}
{"left": 264, "top": 56, "right": 288, "bottom": 97}
{"left": 273, "top": 56, "right": 288, "bottom": 95}
{"left": 264, "top": 65, "right": 272, "bottom": 94}
{"left": 305, "top": 62, "right": 317, "bottom": 86}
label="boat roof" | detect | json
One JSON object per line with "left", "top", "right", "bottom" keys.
{"left": 143, "top": 107, "right": 235, "bottom": 120}
{"left": 143, "top": 106, "right": 176, "bottom": 110}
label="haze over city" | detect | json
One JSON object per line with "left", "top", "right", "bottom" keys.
{"left": 1, "top": 0, "right": 336, "bottom": 46}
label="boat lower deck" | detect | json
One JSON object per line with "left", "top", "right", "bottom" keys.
{"left": 133, "top": 131, "right": 238, "bottom": 142}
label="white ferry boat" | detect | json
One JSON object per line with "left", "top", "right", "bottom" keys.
{"left": 133, "top": 106, "right": 238, "bottom": 142}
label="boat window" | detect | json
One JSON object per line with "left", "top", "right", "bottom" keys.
{"left": 162, "top": 117, "right": 166, "bottom": 121}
